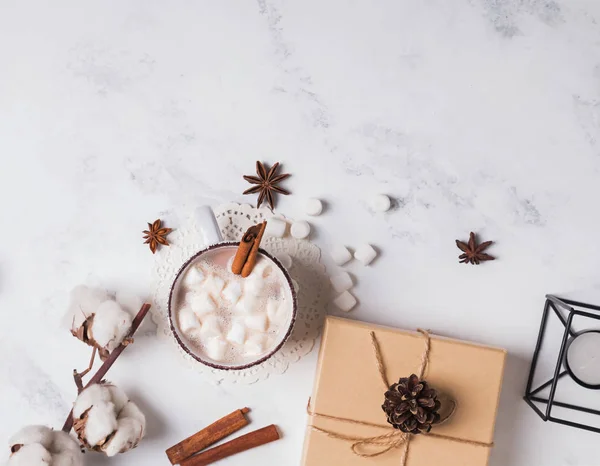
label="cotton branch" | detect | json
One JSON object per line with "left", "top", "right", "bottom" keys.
{"left": 62, "top": 303, "right": 151, "bottom": 432}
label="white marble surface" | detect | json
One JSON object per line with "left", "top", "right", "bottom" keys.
{"left": 2, "top": 0, "right": 600, "bottom": 464}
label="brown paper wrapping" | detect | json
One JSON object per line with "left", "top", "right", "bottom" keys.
{"left": 302, "top": 317, "right": 506, "bottom": 466}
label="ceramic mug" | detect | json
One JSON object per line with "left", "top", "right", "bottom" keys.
{"left": 168, "top": 206, "right": 297, "bottom": 370}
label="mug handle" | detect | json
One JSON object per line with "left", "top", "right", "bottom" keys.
{"left": 195, "top": 206, "right": 223, "bottom": 246}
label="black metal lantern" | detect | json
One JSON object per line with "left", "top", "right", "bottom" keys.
{"left": 525, "top": 295, "right": 600, "bottom": 433}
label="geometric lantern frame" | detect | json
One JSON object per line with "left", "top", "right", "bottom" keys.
{"left": 524, "top": 295, "right": 600, "bottom": 434}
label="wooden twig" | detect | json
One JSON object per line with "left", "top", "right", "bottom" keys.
{"left": 62, "top": 303, "right": 151, "bottom": 432}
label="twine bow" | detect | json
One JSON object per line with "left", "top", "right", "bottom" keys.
{"left": 307, "top": 330, "right": 492, "bottom": 463}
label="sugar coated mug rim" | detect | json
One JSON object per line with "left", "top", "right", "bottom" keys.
{"left": 167, "top": 241, "right": 298, "bottom": 371}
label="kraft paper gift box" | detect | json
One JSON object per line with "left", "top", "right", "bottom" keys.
{"left": 302, "top": 317, "right": 506, "bottom": 466}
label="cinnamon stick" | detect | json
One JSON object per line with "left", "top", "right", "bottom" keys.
{"left": 241, "top": 221, "right": 267, "bottom": 278}
{"left": 166, "top": 408, "right": 251, "bottom": 465}
{"left": 180, "top": 425, "right": 280, "bottom": 466}
{"left": 231, "top": 223, "right": 263, "bottom": 274}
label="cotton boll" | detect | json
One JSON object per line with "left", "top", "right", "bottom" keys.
{"left": 73, "top": 383, "right": 112, "bottom": 418}
{"left": 103, "top": 418, "right": 139, "bottom": 457}
{"left": 105, "top": 384, "right": 129, "bottom": 414}
{"left": 84, "top": 401, "right": 119, "bottom": 446}
{"left": 119, "top": 401, "right": 146, "bottom": 428}
{"left": 245, "top": 313, "right": 268, "bottom": 331}
{"left": 50, "top": 431, "right": 81, "bottom": 456}
{"left": 7, "top": 443, "right": 52, "bottom": 466}
{"left": 51, "top": 451, "right": 84, "bottom": 466}
{"left": 9, "top": 425, "right": 53, "bottom": 450}
{"left": 199, "top": 315, "right": 221, "bottom": 338}
{"left": 222, "top": 281, "right": 242, "bottom": 304}
{"left": 226, "top": 321, "right": 247, "bottom": 345}
{"left": 103, "top": 402, "right": 145, "bottom": 457}
{"left": 68, "top": 285, "right": 109, "bottom": 329}
{"left": 183, "top": 266, "right": 206, "bottom": 288}
{"left": 190, "top": 292, "right": 216, "bottom": 317}
{"left": 205, "top": 337, "right": 227, "bottom": 361}
{"left": 115, "top": 291, "right": 143, "bottom": 316}
{"left": 178, "top": 307, "right": 201, "bottom": 333}
{"left": 73, "top": 382, "right": 145, "bottom": 457}
{"left": 49, "top": 432, "right": 83, "bottom": 466}
{"left": 90, "top": 300, "right": 133, "bottom": 352}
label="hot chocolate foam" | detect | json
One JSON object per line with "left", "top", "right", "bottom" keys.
{"left": 174, "top": 246, "right": 292, "bottom": 365}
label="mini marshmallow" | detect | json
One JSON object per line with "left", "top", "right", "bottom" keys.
{"left": 292, "top": 279, "right": 300, "bottom": 293}
{"left": 331, "top": 245, "right": 352, "bottom": 266}
{"left": 178, "top": 307, "right": 200, "bottom": 333}
{"left": 246, "top": 313, "right": 268, "bottom": 331}
{"left": 291, "top": 220, "right": 311, "bottom": 239}
{"left": 204, "top": 274, "right": 225, "bottom": 298}
{"left": 200, "top": 315, "right": 221, "bottom": 338}
{"left": 265, "top": 217, "right": 287, "bottom": 238}
{"left": 370, "top": 194, "right": 391, "bottom": 212}
{"left": 267, "top": 299, "right": 288, "bottom": 326}
{"left": 245, "top": 333, "right": 266, "bottom": 356}
{"left": 250, "top": 259, "right": 273, "bottom": 279}
{"left": 354, "top": 244, "right": 377, "bottom": 265}
{"left": 244, "top": 277, "right": 265, "bottom": 296}
{"left": 183, "top": 266, "right": 206, "bottom": 288}
{"left": 305, "top": 198, "right": 323, "bottom": 216}
{"left": 222, "top": 281, "right": 242, "bottom": 304}
{"left": 235, "top": 294, "right": 259, "bottom": 314}
{"left": 190, "top": 291, "right": 216, "bottom": 317}
{"left": 226, "top": 321, "right": 246, "bottom": 345}
{"left": 205, "top": 337, "right": 227, "bottom": 361}
{"left": 333, "top": 291, "right": 357, "bottom": 312}
{"left": 330, "top": 272, "right": 353, "bottom": 293}
{"left": 277, "top": 253, "right": 293, "bottom": 269}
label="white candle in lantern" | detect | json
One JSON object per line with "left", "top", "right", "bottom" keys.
{"left": 566, "top": 331, "right": 600, "bottom": 387}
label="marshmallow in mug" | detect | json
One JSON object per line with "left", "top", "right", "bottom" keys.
{"left": 175, "top": 247, "right": 293, "bottom": 365}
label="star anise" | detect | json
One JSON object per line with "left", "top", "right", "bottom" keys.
{"left": 455, "top": 232, "right": 495, "bottom": 265}
{"left": 142, "top": 219, "right": 172, "bottom": 254}
{"left": 243, "top": 161, "right": 290, "bottom": 210}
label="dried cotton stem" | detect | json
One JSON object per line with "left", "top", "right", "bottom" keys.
{"left": 62, "top": 303, "right": 151, "bottom": 433}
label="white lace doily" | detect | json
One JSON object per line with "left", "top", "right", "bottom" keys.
{"left": 151, "top": 203, "right": 329, "bottom": 384}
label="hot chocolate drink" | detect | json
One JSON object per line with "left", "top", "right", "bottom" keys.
{"left": 173, "top": 246, "right": 293, "bottom": 366}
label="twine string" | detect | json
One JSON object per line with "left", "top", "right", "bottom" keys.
{"left": 308, "top": 329, "right": 492, "bottom": 462}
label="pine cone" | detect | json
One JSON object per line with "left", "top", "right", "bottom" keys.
{"left": 382, "top": 374, "right": 441, "bottom": 434}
